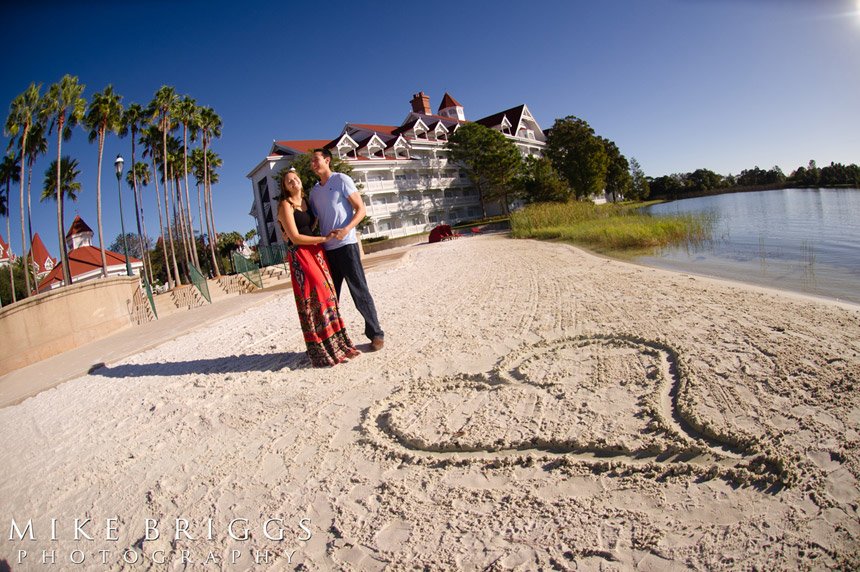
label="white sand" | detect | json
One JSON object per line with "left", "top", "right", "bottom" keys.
{"left": 1, "top": 234, "right": 858, "bottom": 570}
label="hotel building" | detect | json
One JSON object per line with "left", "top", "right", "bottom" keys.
{"left": 246, "top": 92, "right": 547, "bottom": 247}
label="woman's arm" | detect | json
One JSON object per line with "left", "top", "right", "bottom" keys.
{"left": 277, "top": 200, "right": 328, "bottom": 246}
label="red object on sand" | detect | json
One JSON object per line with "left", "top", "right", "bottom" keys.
{"left": 429, "top": 225, "right": 454, "bottom": 243}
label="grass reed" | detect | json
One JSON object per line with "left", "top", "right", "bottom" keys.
{"left": 510, "top": 201, "right": 712, "bottom": 252}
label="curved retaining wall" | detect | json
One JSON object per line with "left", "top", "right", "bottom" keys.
{"left": 0, "top": 276, "right": 140, "bottom": 376}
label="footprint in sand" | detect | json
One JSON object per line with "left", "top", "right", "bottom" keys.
{"left": 363, "top": 335, "right": 789, "bottom": 489}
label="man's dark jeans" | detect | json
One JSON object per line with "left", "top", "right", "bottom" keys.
{"left": 325, "top": 243, "right": 384, "bottom": 341}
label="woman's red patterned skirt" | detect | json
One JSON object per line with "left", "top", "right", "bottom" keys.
{"left": 287, "top": 243, "right": 359, "bottom": 367}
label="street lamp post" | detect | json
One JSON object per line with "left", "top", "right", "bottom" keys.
{"left": 114, "top": 155, "right": 132, "bottom": 276}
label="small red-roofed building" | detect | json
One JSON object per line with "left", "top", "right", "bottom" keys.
{"left": 26, "top": 233, "right": 56, "bottom": 280}
{"left": 0, "top": 233, "right": 12, "bottom": 266}
{"left": 37, "top": 216, "right": 143, "bottom": 293}
{"left": 247, "top": 91, "right": 547, "bottom": 245}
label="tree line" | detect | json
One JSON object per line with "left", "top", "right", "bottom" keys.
{"left": 446, "top": 116, "right": 859, "bottom": 215}
{"left": 648, "top": 160, "right": 860, "bottom": 200}
{"left": 1, "top": 75, "right": 225, "bottom": 307}
{"left": 445, "top": 115, "right": 649, "bottom": 219}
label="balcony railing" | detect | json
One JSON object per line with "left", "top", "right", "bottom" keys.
{"left": 362, "top": 177, "right": 468, "bottom": 193}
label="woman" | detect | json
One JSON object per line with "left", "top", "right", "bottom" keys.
{"left": 277, "top": 169, "right": 360, "bottom": 367}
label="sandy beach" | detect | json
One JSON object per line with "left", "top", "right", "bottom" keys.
{"left": 1, "top": 233, "right": 858, "bottom": 570}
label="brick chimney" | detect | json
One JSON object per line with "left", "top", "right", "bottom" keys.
{"left": 410, "top": 91, "right": 431, "bottom": 115}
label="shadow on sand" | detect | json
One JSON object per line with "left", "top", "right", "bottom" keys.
{"left": 89, "top": 352, "right": 308, "bottom": 378}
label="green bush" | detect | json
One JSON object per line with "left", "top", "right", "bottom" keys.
{"left": 362, "top": 235, "right": 389, "bottom": 244}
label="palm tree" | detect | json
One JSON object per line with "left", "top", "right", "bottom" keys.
{"left": 148, "top": 87, "right": 182, "bottom": 285}
{"left": 139, "top": 124, "right": 174, "bottom": 289}
{"left": 126, "top": 161, "right": 154, "bottom": 280}
{"left": 23, "top": 120, "right": 48, "bottom": 281}
{"left": 84, "top": 85, "right": 124, "bottom": 278}
{"left": 165, "top": 134, "right": 191, "bottom": 274}
{"left": 41, "top": 75, "right": 86, "bottom": 287}
{"left": 190, "top": 148, "right": 206, "bottom": 252}
{"left": 1, "top": 153, "right": 21, "bottom": 304}
{"left": 4, "top": 82, "right": 42, "bottom": 296}
{"left": 191, "top": 147, "right": 221, "bottom": 263}
{"left": 120, "top": 103, "right": 151, "bottom": 285}
{"left": 175, "top": 96, "right": 200, "bottom": 268}
{"left": 198, "top": 106, "right": 222, "bottom": 276}
{"left": 40, "top": 157, "right": 81, "bottom": 279}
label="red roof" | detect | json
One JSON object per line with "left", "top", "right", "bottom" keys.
{"left": 28, "top": 233, "right": 56, "bottom": 273}
{"left": 0, "top": 233, "right": 9, "bottom": 260}
{"left": 37, "top": 245, "right": 141, "bottom": 292}
{"left": 66, "top": 215, "right": 93, "bottom": 238}
{"left": 273, "top": 140, "right": 331, "bottom": 154}
{"left": 438, "top": 92, "right": 462, "bottom": 111}
{"left": 349, "top": 124, "right": 399, "bottom": 135}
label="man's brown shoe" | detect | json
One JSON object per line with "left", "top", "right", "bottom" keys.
{"left": 371, "top": 338, "right": 385, "bottom": 352}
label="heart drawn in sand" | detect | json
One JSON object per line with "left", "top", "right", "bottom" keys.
{"left": 363, "top": 335, "right": 788, "bottom": 488}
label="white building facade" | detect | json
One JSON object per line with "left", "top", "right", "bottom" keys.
{"left": 247, "top": 92, "right": 546, "bottom": 247}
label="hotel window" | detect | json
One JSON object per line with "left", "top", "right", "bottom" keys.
{"left": 257, "top": 178, "right": 270, "bottom": 204}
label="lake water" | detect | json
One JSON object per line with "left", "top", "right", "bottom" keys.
{"left": 638, "top": 188, "right": 860, "bottom": 305}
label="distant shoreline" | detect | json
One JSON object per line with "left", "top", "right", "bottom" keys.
{"left": 649, "top": 182, "right": 858, "bottom": 202}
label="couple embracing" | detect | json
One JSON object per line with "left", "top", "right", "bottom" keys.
{"left": 277, "top": 149, "right": 385, "bottom": 368}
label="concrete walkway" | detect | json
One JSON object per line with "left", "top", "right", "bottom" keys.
{"left": 0, "top": 246, "right": 412, "bottom": 408}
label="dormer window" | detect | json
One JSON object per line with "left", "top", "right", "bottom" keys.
{"left": 385, "top": 135, "right": 410, "bottom": 160}
{"left": 407, "top": 118, "right": 430, "bottom": 141}
{"left": 362, "top": 134, "right": 387, "bottom": 159}
{"left": 366, "top": 142, "right": 385, "bottom": 158}
{"left": 334, "top": 134, "right": 359, "bottom": 160}
{"left": 338, "top": 144, "right": 357, "bottom": 159}
{"left": 500, "top": 116, "right": 513, "bottom": 136}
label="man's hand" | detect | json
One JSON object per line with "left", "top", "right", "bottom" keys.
{"left": 329, "top": 228, "right": 348, "bottom": 241}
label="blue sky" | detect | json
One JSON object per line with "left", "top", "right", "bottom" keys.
{"left": 1, "top": 0, "right": 859, "bottom": 257}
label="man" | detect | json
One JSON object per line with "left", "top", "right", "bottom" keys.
{"left": 308, "top": 148, "right": 385, "bottom": 351}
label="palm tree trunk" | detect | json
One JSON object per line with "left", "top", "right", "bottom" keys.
{"left": 95, "top": 129, "right": 108, "bottom": 277}
{"left": 203, "top": 138, "right": 220, "bottom": 277}
{"left": 206, "top": 175, "right": 219, "bottom": 246}
{"left": 164, "top": 171, "right": 182, "bottom": 286}
{"left": 183, "top": 175, "right": 198, "bottom": 269}
{"left": 26, "top": 157, "right": 35, "bottom": 289}
{"left": 19, "top": 125, "right": 32, "bottom": 296}
{"left": 173, "top": 172, "right": 190, "bottom": 272}
{"left": 151, "top": 154, "right": 173, "bottom": 289}
{"left": 177, "top": 175, "right": 193, "bottom": 271}
{"left": 56, "top": 115, "right": 72, "bottom": 286}
{"left": 129, "top": 137, "right": 150, "bottom": 287}
{"left": 140, "top": 208, "right": 154, "bottom": 283}
{"left": 196, "top": 180, "right": 204, "bottom": 261}
{"left": 182, "top": 129, "right": 199, "bottom": 270}
{"left": 5, "top": 178, "right": 15, "bottom": 303}
{"left": 162, "top": 122, "right": 182, "bottom": 286}
{"left": 201, "top": 177, "right": 214, "bottom": 268}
